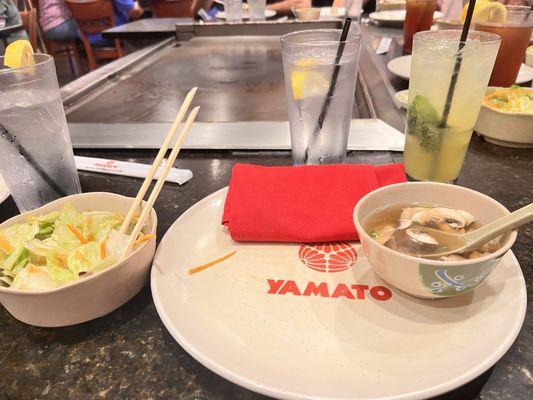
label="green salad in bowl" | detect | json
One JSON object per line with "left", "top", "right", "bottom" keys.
{"left": 475, "top": 86, "right": 533, "bottom": 148}
{"left": 482, "top": 86, "right": 533, "bottom": 114}
{"left": 0, "top": 204, "right": 151, "bottom": 291}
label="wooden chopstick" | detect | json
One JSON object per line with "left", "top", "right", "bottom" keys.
{"left": 120, "top": 106, "right": 200, "bottom": 261}
{"left": 119, "top": 87, "right": 198, "bottom": 234}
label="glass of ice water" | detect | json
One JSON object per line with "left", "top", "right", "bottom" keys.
{"left": 225, "top": 0, "right": 243, "bottom": 22}
{"left": 248, "top": 0, "right": 266, "bottom": 21}
{"left": 281, "top": 29, "right": 361, "bottom": 165}
{"left": 0, "top": 54, "right": 81, "bottom": 212}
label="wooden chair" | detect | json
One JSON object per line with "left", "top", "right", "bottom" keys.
{"left": 152, "top": 0, "right": 194, "bottom": 17}
{"left": 19, "top": 8, "right": 38, "bottom": 50}
{"left": 28, "top": 0, "right": 84, "bottom": 77}
{"left": 65, "top": 0, "right": 124, "bottom": 71}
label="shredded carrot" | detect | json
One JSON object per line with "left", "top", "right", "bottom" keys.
{"left": 484, "top": 88, "right": 515, "bottom": 100}
{"left": 100, "top": 240, "right": 107, "bottom": 259}
{"left": 0, "top": 233, "right": 13, "bottom": 254}
{"left": 67, "top": 224, "right": 88, "bottom": 244}
{"left": 188, "top": 250, "right": 237, "bottom": 275}
{"left": 133, "top": 234, "right": 156, "bottom": 247}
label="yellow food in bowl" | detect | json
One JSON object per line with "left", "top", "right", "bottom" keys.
{"left": 483, "top": 86, "right": 533, "bottom": 114}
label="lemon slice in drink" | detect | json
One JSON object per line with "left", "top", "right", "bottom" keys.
{"left": 3, "top": 40, "right": 35, "bottom": 68}
{"left": 461, "top": 0, "right": 507, "bottom": 23}
{"left": 460, "top": 0, "right": 489, "bottom": 22}
{"left": 291, "top": 58, "right": 329, "bottom": 101}
{"left": 474, "top": 1, "right": 506, "bottom": 23}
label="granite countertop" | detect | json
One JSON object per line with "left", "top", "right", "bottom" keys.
{"left": 0, "top": 137, "right": 531, "bottom": 399}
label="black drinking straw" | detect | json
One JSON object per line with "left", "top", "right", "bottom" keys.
{"left": 0, "top": 123, "right": 67, "bottom": 197}
{"left": 439, "top": 0, "right": 477, "bottom": 129}
{"left": 303, "top": 18, "right": 352, "bottom": 164}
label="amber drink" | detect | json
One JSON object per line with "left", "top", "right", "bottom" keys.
{"left": 476, "top": 6, "right": 533, "bottom": 87}
{"left": 403, "top": 0, "right": 436, "bottom": 54}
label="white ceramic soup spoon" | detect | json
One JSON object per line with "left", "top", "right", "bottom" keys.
{"left": 411, "top": 203, "right": 533, "bottom": 258}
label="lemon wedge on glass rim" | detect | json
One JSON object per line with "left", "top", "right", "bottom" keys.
{"left": 291, "top": 58, "right": 329, "bottom": 101}
{"left": 461, "top": 0, "right": 507, "bottom": 24}
{"left": 3, "top": 40, "right": 35, "bottom": 68}
{"left": 474, "top": 1, "right": 507, "bottom": 23}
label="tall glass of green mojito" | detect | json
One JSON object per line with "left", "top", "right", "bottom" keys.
{"left": 404, "top": 30, "right": 501, "bottom": 183}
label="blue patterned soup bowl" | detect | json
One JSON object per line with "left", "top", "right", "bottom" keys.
{"left": 353, "top": 182, "right": 517, "bottom": 299}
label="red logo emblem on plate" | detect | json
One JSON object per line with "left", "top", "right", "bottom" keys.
{"left": 298, "top": 242, "right": 357, "bottom": 273}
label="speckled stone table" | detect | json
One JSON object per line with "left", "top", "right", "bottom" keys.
{"left": 0, "top": 136, "right": 531, "bottom": 399}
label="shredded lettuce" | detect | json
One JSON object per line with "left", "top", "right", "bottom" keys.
{"left": 483, "top": 87, "right": 533, "bottom": 113}
{"left": 2, "top": 246, "right": 29, "bottom": 277}
{"left": 11, "top": 264, "right": 74, "bottom": 290}
{"left": 0, "top": 204, "right": 150, "bottom": 291}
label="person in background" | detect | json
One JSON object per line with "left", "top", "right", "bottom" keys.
{"left": 111, "top": 0, "right": 144, "bottom": 26}
{"left": 267, "top": 0, "right": 311, "bottom": 15}
{"left": 39, "top": 0, "right": 79, "bottom": 41}
{"left": 191, "top": 0, "right": 212, "bottom": 15}
{"left": 190, "top": 0, "right": 376, "bottom": 17}
{"left": 0, "top": 0, "right": 29, "bottom": 44}
{"left": 268, "top": 0, "right": 375, "bottom": 16}
{"left": 87, "top": 0, "right": 143, "bottom": 46}
{"left": 192, "top": 0, "right": 312, "bottom": 16}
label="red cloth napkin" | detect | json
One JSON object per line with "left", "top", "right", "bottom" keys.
{"left": 222, "top": 163, "right": 406, "bottom": 243}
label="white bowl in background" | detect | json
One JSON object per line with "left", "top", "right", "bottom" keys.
{"left": 295, "top": 7, "right": 321, "bottom": 21}
{"left": 0, "top": 174, "right": 9, "bottom": 204}
{"left": 0, "top": 192, "right": 157, "bottom": 327}
{"left": 526, "top": 45, "right": 533, "bottom": 67}
{"left": 475, "top": 87, "right": 533, "bottom": 148}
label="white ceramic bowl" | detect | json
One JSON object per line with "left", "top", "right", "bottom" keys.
{"left": 353, "top": 182, "right": 517, "bottom": 299}
{"left": 0, "top": 192, "right": 157, "bottom": 327}
{"left": 295, "top": 7, "right": 321, "bottom": 21}
{"left": 475, "top": 87, "right": 533, "bottom": 148}
{"left": 526, "top": 45, "right": 533, "bottom": 67}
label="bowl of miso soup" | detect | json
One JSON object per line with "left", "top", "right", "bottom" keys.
{"left": 353, "top": 182, "right": 517, "bottom": 299}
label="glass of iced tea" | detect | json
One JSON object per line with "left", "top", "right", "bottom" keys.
{"left": 476, "top": 5, "right": 533, "bottom": 87}
{"left": 403, "top": 0, "right": 436, "bottom": 54}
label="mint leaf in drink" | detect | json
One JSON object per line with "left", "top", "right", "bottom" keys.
{"left": 407, "top": 95, "right": 441, "bottom": 153}
{"left": 409, "top": 95, "right": 438, "bottom": 122}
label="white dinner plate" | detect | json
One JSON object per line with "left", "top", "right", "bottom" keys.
{"left": 388, "top": 55, "right": 533, "bottom": 84}
{"left": 395, "top": 89, "right": 409, "bottom": 109}
{"left": 369, "top": 10, "right": 443, "bottom": 26}
{"left": 152, "top": 187, "right": 527, "bottom": 400}
{"left": 216, "top": 9, "right": 276, "bottom": 20}
{"left": 0, "top": 175, "right": 9, "bottom": 204}
{"left": 387, "top": 55, "right": 412, "bottom": 80}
